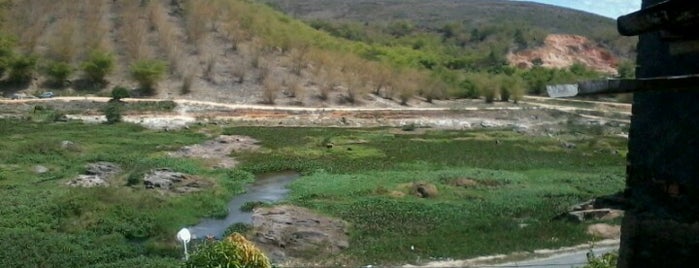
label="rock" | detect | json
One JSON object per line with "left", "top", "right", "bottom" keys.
{"left": 587, "top": 224, "right": 621, "bottom": 239}
{"left": 388, "top": 191, "right": 406, "bottom": 198}
{"left": 252, "top": 205, "right": 349, "bottom": 262}
{"left": 60, "top": 140, "right": 76, "bottom": 149}
{"left": 449, "top": 178, "right": 478, "bottom": 187}
{"left": 143, "top": 168, "right": 210, "bottom": 193}
{"left": 169, "top": 135, "right": 259, "bottom": 169}
{"left": 85, "top": 162, "right": 121, "bottom": 177}
{"left": 411, "top": 182, "right": 438, "bottom": 198}
{"left": 66, "top": 175, "right": 108, "bottom": 187}
{"left": 565, "top": 209, "right": 624, "bottom": 222}
{"left": 480, "top": 120, "right": 499, "bottom": 128}
{"left": 514, "top": 124, "right": 530, "bottom": 133}
{"left": 34, "top": 165, "right": 49, "bottom": 174}
{"left": 561, "top": 142, "right": 577, "bottom": 149}
{"left": 143, "top": 168, "right": 187, "bottom": 190}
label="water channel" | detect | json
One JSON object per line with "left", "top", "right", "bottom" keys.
{"left": 188, "top": 171, "right": 299, "bottom": 239}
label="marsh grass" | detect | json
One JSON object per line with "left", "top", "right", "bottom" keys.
{"left": 223, "top": 126, "right": 626, "bottom": 264}
{"left": 0, "top": 119, "right": 252, "bottom": 266}
{"left": 0, "top": 121, "right": 626, "bottom": 266}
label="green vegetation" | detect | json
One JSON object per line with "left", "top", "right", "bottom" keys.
{"left": 129, "top": 59, "right": 167, "bottom": 95}
{"left": 43, "top": 60, "right": 73, "bottom": 87}
{"left": 223, "top": 126, "right": 626, "bottom": 264}
{"left": 0, "top": 119, "right": 254, "bottom": 267}
{"left": 111, "top": 86, "right": 130, "bottom": 101}
{"left": 8, "top": 53, "right": 37, "bottom": 83}
{"left": 81, "top": 50, "right": 115, "bottom": 85}
{"left": 185, "top": 233, "right": 272, "bottom": 268}
{"left": 0, "top": 118, "right": 626, "bottom": 266}
{"left": 584, "top": 251, "right": 618, "bottom": 268}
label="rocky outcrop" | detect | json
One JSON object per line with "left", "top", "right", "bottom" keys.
{"left": 143, "top": 168, "right": 211, "bottom": 193}
{"left": 587, "top": 223, "right": 621, "bottom": 239}
{"left": 251, "top": 205, "right": 349, "bottom": 262}
{"left": 508, "top": 34, "right": 618, "bottom": 75}
{"left": 66, "top": 162, "right": 121, "bottom": 187}
{"left": 170, "top": 135, "right": 260, "bottom": 169}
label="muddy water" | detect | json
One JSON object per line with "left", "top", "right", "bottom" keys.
{"left": 189, "top": 171, "right": 299, "bottom": 239}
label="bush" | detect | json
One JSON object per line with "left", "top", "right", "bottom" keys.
{"left": 104, "top": 102, "right": 122, "bottom": 124}
{"left": 223, "top": 223, "right": 253, "bottom": 237}
{"left": 111, "top": 86, "right": 130, "bottom": 101}
{"left": 129, "top": 59, "right": 167, "bottom": 95}
{"left": 185, "top": 233, "right": 271, "bottom": 268}
{"left": 44, "top": 61, "right": 73, "bottom": 87}
{"left": 8, "top": 54, "right": 38, "bottom": 83}
{"left": 81, "top": 50, "right": 114, "bottom": 84}
{"left": 584, "top": 251, "right": 618, "bottom": 268}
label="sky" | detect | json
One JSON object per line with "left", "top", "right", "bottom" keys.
{"left": 514, "top": 0, "right": 642, "bottom": 19}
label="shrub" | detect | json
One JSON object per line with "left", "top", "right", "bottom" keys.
{"left": 8, "top": 54, "right": 38, "bottom": 83}
{"left": 111, "top": 86, "right": 130, "bottom": 101}
{"left": 129, "top": 59, "right": 167, "bottom": 95}
{"left": 104, "top": 102, "right": 122, "bottom": 124}
{"left": 261, "top": 77, "right": 279, "bottom": 104}
{"left": 185, "top": 233, "right": 271, "bottom": 268}
{"left": 458, "top": 78, "right": 480, "bottom": 99}
{"left": 180, "top": 73, "right": 193, "bottom": 95}
{"left": 0, "top": 34, "right": 15, "bottom": 77}
{"left": 584, "top": 251, "right": 617, "bottom": 268}
{"left": 223, "top": 223, "right": 253, "bottom": 237}
{"left": 81, "top": 50, "right": 115, "bottom": 84}
{"left": 43, "top": 61, "right": 73, "bottom": 87}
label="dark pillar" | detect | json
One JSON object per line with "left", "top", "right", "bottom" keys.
{"left": 618, "top": 0, "right": 699, "bottom": 267}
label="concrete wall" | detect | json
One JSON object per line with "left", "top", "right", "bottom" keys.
{"left": 618, "top": 0, "right": 699, "bottom": 266}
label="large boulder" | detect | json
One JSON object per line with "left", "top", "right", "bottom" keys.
{"left": 251, "top": 205, "right": 349, "bottom": 262}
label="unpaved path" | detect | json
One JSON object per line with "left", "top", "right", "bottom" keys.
{"left": 0, "top": 96, "right": 629, "bottom": 131}
{"left": 402, "top": 239, "right": 619, "bottom": 268}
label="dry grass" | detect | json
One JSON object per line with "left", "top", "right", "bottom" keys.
{"left": 149, "top": 0, "right": 184, "bottom": 74}
{"left": 46, "top": 18, "right": 78, "bottom": 62}
{"left": 117, "top": 1, "right": 151, "bottom": 62}
{"left": 261, "top": 76, "right": 280, "bottom": 104}
{"left": 284, "top": 75, "right": 302, "bottom": 98}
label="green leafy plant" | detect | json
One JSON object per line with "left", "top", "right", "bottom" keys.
{"left": 111, "top": 86, "right": 130, "bottom": 101}
{"left": 584, "top": 251, "right": 618, "bottom": 268}
{"left": 44, "top": 61, "right": 73, "bottom": 87}
{"left": 185, "top": 233, "right": 271, "bottom": 268}
{"left": 8, "top": 54, "right": 38, "bottom": 83}
{"left": 104, "top": 102, "right": 122, "bottom": 124}
{"left": 129, "top": 59, "right": 167, "bottom": 95}
{"left": 81, "top": 50, "right": 114, "bottom": 85}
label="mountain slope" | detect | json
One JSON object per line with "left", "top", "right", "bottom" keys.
{"left": 264, "top": 0, "right": 636, "bottom": 59}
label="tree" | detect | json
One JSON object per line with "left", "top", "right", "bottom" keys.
{"left": 81, "top": 50, "right": 114, "bottom": 85}
{"left": 129, "top": 59, "right": 167, "bottom": 95}
{"left": 111, "top": 86, "right": 130, "bottom": 101}
{"left": 8, "top": 54, "right": 38, "bottom": 83}
{"left": 104, "top": 102, "right": 122, "bottom": 124}
{"left": 43, "top": 61, "right": 73, "bottom": 87}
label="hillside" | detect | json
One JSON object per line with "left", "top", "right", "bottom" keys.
{"left": 0, "top": 0, "right": 429, "bottom": 106}
{"left": 0, "top": 0, "right": 633, "bottom": 106}
{"left": 264, "top": 0, "right": 637, "bottom": 58}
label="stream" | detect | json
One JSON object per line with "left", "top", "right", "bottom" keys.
{"left": 188, "top": 171, "right": 300, "bottom": 239}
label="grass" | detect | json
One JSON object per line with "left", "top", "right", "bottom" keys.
{"left": 0, "top": 119, "right": 254, "bottom": 267}
{"left": 0, "top": 118, "right": 626, "bottom": 266}
{"left": 222, "top": 126, "right": 626, "bottom": 264}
